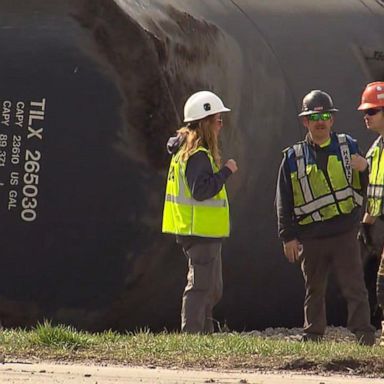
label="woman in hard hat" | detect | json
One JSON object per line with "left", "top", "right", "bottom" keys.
{"left": 162, "top": 91, "right": 238, "bottom": 333}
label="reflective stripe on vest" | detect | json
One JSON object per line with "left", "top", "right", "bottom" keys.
{"left": 367, "top": 184, "right": 384, "bottom": 199}
{"left": 366, "top": 136, "right": 384, "bottom": 216}
{"left": 294, "top": 187, "right": 363, "bottom": 216}
{"left": 162, "top": 147, "right": 230, "bottom": 237}
{"left": 293, "top": 144, "right": 321, "bottom": 222}
{"left": 338, "top": 134, "right": 353, "bottom": 185}
{"left": 292, "top": 134, "right": 363, "bottom": 224}
{"left": 165, "top": 164, "right": 227, "bottom": 208}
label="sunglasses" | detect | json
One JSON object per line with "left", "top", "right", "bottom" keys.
{"left": 362, "top": 108, "right": 383, "bottom": 116}
{"left": 308, "top": 112, "right": 332, "bottom": 121}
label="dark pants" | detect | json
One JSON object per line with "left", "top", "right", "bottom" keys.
{"left": 181, "top": 241, "right": 223, "bottom": 333}
{"left": 377, "top": 247, "right": 384, "bottom": 345}
{"left": 377, "top": 247, "right": 384, "bottom": 306}
{"left": 300, "top": 229, "right": 375, "bottom": 344}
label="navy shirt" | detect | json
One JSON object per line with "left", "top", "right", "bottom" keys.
{"left": 185, "top": 151, "right": 232, "bottom": 200}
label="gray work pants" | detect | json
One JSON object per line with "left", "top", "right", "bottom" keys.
{"left": 300, "top": 229, "right": 375, "bottom": 344}
{"left": 181, "top": 241, "right": 223, "bottom": 333}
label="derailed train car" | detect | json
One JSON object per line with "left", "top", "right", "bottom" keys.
{"left": 0, "top": 0, "right": 383, "bottom": 331}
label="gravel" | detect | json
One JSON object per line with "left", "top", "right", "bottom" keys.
{"left": 242, "top": 326, "right": 382, "bottom": 343}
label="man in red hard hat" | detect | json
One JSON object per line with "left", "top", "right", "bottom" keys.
{"left": 357, "top": 81, "right": 384, "bottom": 345}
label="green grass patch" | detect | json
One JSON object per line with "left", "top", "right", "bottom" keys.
{"left": 0, "top": 324, "right": 383, "bottom": 377}
{"left": 31, "top": 320, "right": 93, "bottom": 349}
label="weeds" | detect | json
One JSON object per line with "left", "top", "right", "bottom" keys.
{"left": 0, "top": 324, "right": 383, "bottom": 376}
{"left": 31, "top": 320, "right": 92, "bottom": 349}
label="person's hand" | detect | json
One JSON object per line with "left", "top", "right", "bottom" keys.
{"left": 351, "top": 154, "right": 368, "bottom": 172}
{"left": 283, "top": 239, "right": 302, "bottom": 263}
{"left": 225, "top": 159, "right": 238, "bottom": 173}
{"left": 357, "top": 222, "right": 373, "bottom": 249}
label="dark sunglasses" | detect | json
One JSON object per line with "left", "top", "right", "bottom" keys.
{"left": 308, "top": 112, "right": 332, "bottom": 121}
{"left": 362, "top": 108, "right": 383, "bottom": 116}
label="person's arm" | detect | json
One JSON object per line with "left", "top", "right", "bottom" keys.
{"left": 358, "top": 212, "right": 376, "bottom": 249}
{"left": 350, "top": 143, "right": 369, "bottom": 192}
{"left": 185, "top": 151, "right": 232, "bottom": 201}
{"left": 275, "top": 155, "right": 301, "bottom": 262}
{"left": 276, "top": 156, "right": 297, "bottom": 242}
{"left": 358, "top": 166, "right": 369, "bottom": 195}
{"left": 362, "top": 212, "right": 376, "bottom": 225}
{"left": 351, "top": 140, "right": 376, "bottom": 247}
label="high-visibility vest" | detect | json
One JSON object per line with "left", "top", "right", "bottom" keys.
{"left": 286, "top": 133, "right": 363, "bottom": 225}
{"left": 366, "top": 136, "right": 384, "bottom": 217}
{"left": 162, "top": 147, "right": 230, "bottom": 237}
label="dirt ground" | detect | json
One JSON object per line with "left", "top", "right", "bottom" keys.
{"left": 0, "top": 362, "right": 383, "bottom": 384}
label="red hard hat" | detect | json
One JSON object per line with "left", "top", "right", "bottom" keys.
{"left": 357, "top": 82, "right": 384, "bottom": 110}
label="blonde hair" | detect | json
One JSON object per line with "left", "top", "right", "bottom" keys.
{"left": 177, "top": 115, "right": 221, "bottom": 166}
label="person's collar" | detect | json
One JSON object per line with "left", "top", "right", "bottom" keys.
{"left": 319, "top": 137, "right": 331, "bottom": 148}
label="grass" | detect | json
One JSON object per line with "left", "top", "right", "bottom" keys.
{"left": 0, "top": 322, "right": 383, "bottom": 377}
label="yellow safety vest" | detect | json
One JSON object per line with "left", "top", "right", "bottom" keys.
{"left": 289, "top": 134, "right": 363, "bottom": 225}
{"left": 366, "top": 136, "right": 384, "bottom": 217}
{"left": 162, "top": 147, "right": 230, "bottom": 237}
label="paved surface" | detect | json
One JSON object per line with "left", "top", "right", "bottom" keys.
{"left": 0, "top": 362, "right": 383, "bottom": 383}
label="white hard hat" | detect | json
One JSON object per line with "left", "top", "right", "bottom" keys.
{"left": 183, "top": 91, "right": 231, "bottom": 122}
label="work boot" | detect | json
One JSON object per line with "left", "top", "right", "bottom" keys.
{"left": 355, "top": 332, "right": 375, "bottom": 346}
{"left": 301, "top": 333, "right": 323, "bottom": 343}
